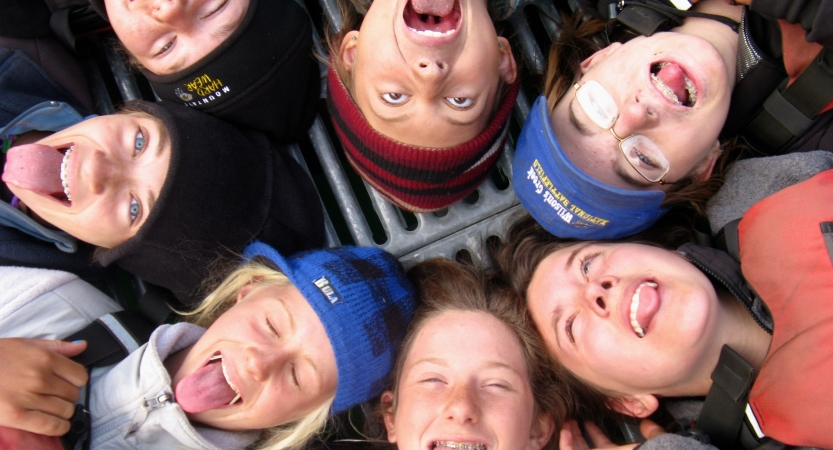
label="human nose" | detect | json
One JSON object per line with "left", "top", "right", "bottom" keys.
{"left": 611, "top": 96, "right": 657, "bottom": 138}
{"left": 412, "top": 57, "right": 447, "bottom": 84}
{"left": 149, "top": 0, "right": 188, "bottom": 25}
{"left": 583, "top": 276, "right": 616, "bottom": 318}
{"left": 243, "top": 343, "right": 286, "bottom": 382}
{"left": 443, "top": 382, "right": 480, "bottom": 424}
{"left": 83, "top": 150, "right": 122, "bottom": 195}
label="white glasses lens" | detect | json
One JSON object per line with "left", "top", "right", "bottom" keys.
{"left": 621, "top": 135, "right": 670, "bottom": 181}
{"left": 576, "top": 80, "right": 618, "bottom": 130}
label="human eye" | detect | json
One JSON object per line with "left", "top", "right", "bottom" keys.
{"left": 155, "top": 38, "right": 175, "bottom": 57}
{"left": 290, "top": 363, "right": 299, "bottom": 388}
{"left": 635, "top": 150, "right": 659, "bottom": 169}
{"left": 134, "top": 129, "right": 146, "bottom": 156}
{"left": 565, "top": 313, "right": 577, "bottom": 344}
{"left": 381, "top": 93, "right": 410, "bottom": 105}
{"left": 579, "top": 251, "right": 601, "bottom": 279}
{"left": 445, "top": 97, "right": 474, "bottom": 110}
{"left": 266, "top": 317, "right": 279, "bottom": 337}
{"left": 129, "top": 196, "right": 141, "bottom": 223}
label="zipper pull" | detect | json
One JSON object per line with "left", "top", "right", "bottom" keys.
{"left": 125, "top": 390, "right": 173, "bottom": 437}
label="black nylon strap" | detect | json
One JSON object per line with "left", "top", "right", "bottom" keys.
{"left": 714, "top": 219, "right": 741, "bottom": 262}
{"left": 743, "top": 49, "right": 833, "bottom": 152}
{"left": 821, "top": 222, "right": 833, "bottom": 266}
{"left": 697, "top": 346, "right": 756, "bottom": 449}
{"left": 66, "top": 311, "right": 157, "bottom": 368}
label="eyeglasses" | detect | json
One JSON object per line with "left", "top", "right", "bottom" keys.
{"left": 573, "top": 81, "right": 669, "bottom": 184}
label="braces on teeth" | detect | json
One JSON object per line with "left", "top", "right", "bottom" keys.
{"left": 210, "top": 354, "right": 242, "bottom": 405}
{"left": 630, "top": 281, "right": 658, "bottom": 338}
{"left": 651, "top": 62, "right": 697, "bottom": 105}
{"left": 60, "top": 145, "right": 74, "bottom": 202}
{"left": 433, "top": 442, "right": 486, "bottom": 450}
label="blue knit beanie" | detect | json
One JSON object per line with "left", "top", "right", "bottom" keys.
{"left": 242, "top": 242, "right": 416, "bottom": 413}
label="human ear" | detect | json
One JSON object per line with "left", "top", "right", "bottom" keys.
{"left": 236, "top": 282, "right": 259, "bottom": 303}
{"left": 526, "top": 412, "right": 556, "bottom": 450}
{"left": 498, "top": 37, "right": 518, "bottom": 84}
{"left": 381, "top": 390, "right": 397, "bottom": 444}
{"left": 691, "top": 140, "right": 721, "bottom": 182}
{"left": 579, "top": 42, "right": 623, "bottom": 74}
{"left": 340, "top": 31, "right": 360, "bottom": 72}
{"left": 606, "top": 394, "right": 659, "bottom": 419}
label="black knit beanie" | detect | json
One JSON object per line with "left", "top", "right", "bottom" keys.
{"left": 95, "top": 101, "right": 325, "bottom": 305}
{"left": 139, "top": 0, "right": 320, "bottom": 144}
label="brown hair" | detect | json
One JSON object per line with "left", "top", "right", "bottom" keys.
{"left": 489, "top": 213, "right": 699, "bottom": 421}
{"left": 542, "top": 13, "right": 735, "bottom": 215}
{"left": 373, "top": 258, "right": 568, "bottom": 449}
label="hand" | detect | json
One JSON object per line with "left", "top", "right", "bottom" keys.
{"left": 0, "top": 338, "right": 88, "bottom": 436}
{"left": 559, "top": 419, "right": 666, "bottom": 450}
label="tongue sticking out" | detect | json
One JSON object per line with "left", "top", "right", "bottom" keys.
{"left": 175, "top": 359, "right": 237, "bottom": 414}
{"left": 411, "top": 0, "right": 454, "bottom": 17}
{"left": 2, "top": 144, "right": 65, "bottom": 196}
{"left": 655, "top": 63, "right": 688, "bottom": 105}
{"left": 635, "top": 283, "right": 660, "bottom": 331}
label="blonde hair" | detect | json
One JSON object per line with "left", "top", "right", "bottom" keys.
{"left": 180, "top": 258, "right": 336, "bottom": 450}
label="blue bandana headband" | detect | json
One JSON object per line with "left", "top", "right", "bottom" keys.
{"left": 513, "top": 96, "right": 669, "bottom": 240}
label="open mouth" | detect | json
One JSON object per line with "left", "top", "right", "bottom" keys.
{"left": 404, "top": 0, "right": 462, "bottom": 37}
{"left": 174, "top": 352, "right": 243, "bottom": 414}
{"left": 210, "top": 354, "right": 242, "bottom": 406}
{"left": 629, "top": 281, "right": 659, "bottom": 338}
{"left": 432, "top": 442, "right": 486, "bottom": 450}
{"left": 650, "top": 62, "right": 697, "bottom": 107}
{"left": 2, "top": 143, "right": 75, "bottom": 206}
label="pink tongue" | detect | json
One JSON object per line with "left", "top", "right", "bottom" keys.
{"left": 2, "top": 144, "right": 64, "bottom": 195}
{"left": 636, "top": 284, "right": 660, "bottom": 330}
{"left": 656, "top": 63, "right": 688, "bottom": 104}
{"left": 411, "top": 0, "right": 454, "bottom": 17}
{"left": 175, "top": 360, "right": 236, "bottom": 414}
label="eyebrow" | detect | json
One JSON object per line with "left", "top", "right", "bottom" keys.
{"left": 276, "top": 298, "right": 296, "bottom": 334}
{"left": 568, "top": 99, "right": 594, "bottom": 136}
{"left": 614, "top": 163, "right": 654, "bottom": 189}
{"left": 145, "top": 189, "right": 157, "bottom": 222}
{"left": 552, "top": 305, "right": 563, "bottom": 350}
{"left": 564, "top": 243, "right": 592, "bottom": 272}
{"left": 303, "top": 354, "right": 323, "bottom": 392}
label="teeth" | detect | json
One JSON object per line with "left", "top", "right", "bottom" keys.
{"left": 650, "top": 62, "right": 697, "bottom": 106}
{"left": 629, "top": 281, "right": 658, "bottom": 338}
{"left": 433, "top": 442, "right": 486, "bottom": 450}
{"left": 214, "top": 355, "right": 242, "bottom": 406}
{"left": 59, "top": 146, "right": 74, "bottom": 203}
{"left": 408, "top": 27, "right": 456, "bottom": 37}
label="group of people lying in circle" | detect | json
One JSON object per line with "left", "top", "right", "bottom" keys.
{"left": 0, "top": 0, "right": 831, "bottom": 448}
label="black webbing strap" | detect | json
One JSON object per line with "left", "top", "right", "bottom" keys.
{"left": 743, "top": 48, "right": 833, "bottom": 152}
{"left": 697, "top": 345, "right": 756, "bottom": 449}
{"left": 714, "top": 219, "right": 741, "bottom": 262}
{"left": 610, "top": 0, "right": 738, "bottom": 37}
{"left": 65, "top": 310, "right": 157, "bottom": 368}
{"left": 822, "top": 222, "right": 833, "bottom": 266}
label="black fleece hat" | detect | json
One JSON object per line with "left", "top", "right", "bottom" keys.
{"left": 95, "top": 101, "right": 325, "bottom": 305}
{"left": 139, "top": 0, "right": 320, "bottom": 144}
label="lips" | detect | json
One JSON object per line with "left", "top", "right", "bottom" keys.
{"left": 622, "top": 280, "right": 661, "bottom": 338}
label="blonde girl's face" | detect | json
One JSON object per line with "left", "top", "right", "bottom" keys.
{"left": 170, "top": 282, "right": 337, "bottom": 430}
{"left": 384, "top": 310, "right": 553, "bottom": 450}
{"left": 340, "top": 0, "right": 517, "bottom": 148}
